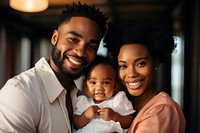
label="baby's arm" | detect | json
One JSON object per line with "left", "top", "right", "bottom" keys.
{"left": 73, "top": 105, "right": 100, "bottom": 129}
{"left": 98, "top": 108, "right": 134, "bottom": 129}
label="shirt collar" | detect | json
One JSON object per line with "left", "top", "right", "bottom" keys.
{"left": 35, "top": 57, "right": 83, "bottom": 103}
{"left": 35, "top": 57, "right": 64, "bottom": 103}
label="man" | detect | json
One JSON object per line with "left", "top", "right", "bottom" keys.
{"left": 0, "top": 2, "right": 107, "bottom": 133}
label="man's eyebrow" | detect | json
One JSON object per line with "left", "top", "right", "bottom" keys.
{"left": 68, "top": 31, "right": 100, "bottom": 44}
{"left": 68, "top": 31, "right": 82, "bottom": 38}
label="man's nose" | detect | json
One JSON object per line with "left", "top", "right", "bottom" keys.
{"left": 73, "top": 44, "right": 87, "bottom": 57}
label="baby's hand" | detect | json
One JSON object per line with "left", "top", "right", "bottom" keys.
{"left": 98, "top": 108, "right": 117, "bottom": 121}
{"left": 84, "top": 105, "right": 100, "bottom": 120}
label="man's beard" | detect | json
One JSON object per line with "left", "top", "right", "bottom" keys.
{"left": 51, "top": 46, "right": 84, "bottom": 79}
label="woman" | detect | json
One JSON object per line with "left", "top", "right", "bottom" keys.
{"left": 104, "top": 18, "right": 186, "bottom": 133}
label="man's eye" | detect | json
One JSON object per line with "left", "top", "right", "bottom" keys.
{"left": 68, "top": 38, "right": 79, "bottom": 43}
{"left": 88, "top": 44, "right": 98, "bottom": 51}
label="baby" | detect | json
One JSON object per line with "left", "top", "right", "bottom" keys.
{"left": 73, "top": 55, "right": 135, "bottom": 133}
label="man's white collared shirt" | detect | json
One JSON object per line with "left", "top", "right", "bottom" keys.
{"left": 0, "top": 57, "right": 78, "bottom": 133}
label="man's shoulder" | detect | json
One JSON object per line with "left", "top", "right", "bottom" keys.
{"left": 1, "top": 66, "right": 43, "bottom": 96}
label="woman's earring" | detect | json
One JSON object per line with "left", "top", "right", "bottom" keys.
{"left": 154, "top": 62, "right": 159, "bottom": 70}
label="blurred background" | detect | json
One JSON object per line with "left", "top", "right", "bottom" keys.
{"left": 0, "top": 0, "right": 199, "bottom": 132}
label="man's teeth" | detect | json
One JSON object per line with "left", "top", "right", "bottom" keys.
{"left": 69, "top": 58, "right": 81, "bottom": 65}
{"left": 129, "top": 82, "right": 140, "bottom": 86}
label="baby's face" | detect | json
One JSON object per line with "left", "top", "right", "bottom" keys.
{"left": 86, "top": 64, "right": 116, "bottom": 104}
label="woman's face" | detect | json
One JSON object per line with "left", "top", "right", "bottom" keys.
{"left": 118, "top": 44, "right": 155, "bottom": 96}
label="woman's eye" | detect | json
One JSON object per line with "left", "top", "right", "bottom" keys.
{"left": 137, "top": 62, "right": 146, "bottom": 67}
{"left": 119, "top": 64, "right": 127, "bottom": 70}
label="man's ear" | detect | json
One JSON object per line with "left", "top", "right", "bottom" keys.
{"left": 51, "top": 30, "right": 58, "bottom": 46}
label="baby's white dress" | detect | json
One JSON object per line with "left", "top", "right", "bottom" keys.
{"left": 74, "top": 91, "right": 135, "bottom": 133}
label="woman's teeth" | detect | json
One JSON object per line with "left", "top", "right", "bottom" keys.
{"left": 128, "top": 81, "right": 140, "bottom": 86}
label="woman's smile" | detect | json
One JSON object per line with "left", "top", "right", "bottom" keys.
{"left": 126, "top": 80, "right": 143, "bottom": 90}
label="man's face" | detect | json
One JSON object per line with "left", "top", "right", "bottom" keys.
{"left": 51, "top": 17, "right": 102, "bottom": 79}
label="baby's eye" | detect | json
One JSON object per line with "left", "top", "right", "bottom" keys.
{"left": 103, "top": 81, "right": 110, "bottom": 85}
{"left": 89, "top": 81, "right": 96, "bottom": 85}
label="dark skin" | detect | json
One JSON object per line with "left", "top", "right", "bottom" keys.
{"left": 118, "top": 44, "right": 160, "bottom": 112}
{"left": 49, "top": 56, "right": 75, "bottom": 91}
{"left": 73, "top": 64, "right": 134, "bottom": 129}
{"left": 130, "top": 87, "right": 159, "bottom": 112}
{"left": 49, "top": 17, "right": 103, "bottom": 123}
{"left": 50, "top": 18, "right": 102, "bottom": 86}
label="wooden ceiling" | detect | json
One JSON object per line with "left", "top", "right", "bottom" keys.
{"left": 0, "top": 0, "right": 182, "bottom": 36}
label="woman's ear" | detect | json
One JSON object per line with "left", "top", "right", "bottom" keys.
{"left": 51, "top": 30, "right": 58, "bottom": 46}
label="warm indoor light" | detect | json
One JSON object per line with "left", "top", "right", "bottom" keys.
{"left": 9, "top": 0, "right": 48, "bottom": 13}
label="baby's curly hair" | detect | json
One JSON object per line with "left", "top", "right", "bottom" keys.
{"left": 83, "top": 55, "right": 121, "bottom": 94}
{"left": 104, "top": 17, "right": 176, "bottom": 63}
{"left": 58, "top": 2, "right": 108, "bottom": 36}
{"left": 84, "top": 55, "right": 118, "bottom": 79}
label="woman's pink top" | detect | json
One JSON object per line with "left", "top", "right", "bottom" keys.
{"left": 128, "top": 92, "right": 185, "bottom": 133}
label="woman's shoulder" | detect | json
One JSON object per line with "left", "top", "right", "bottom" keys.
{"left": 144, "top": 91, "right": 183, "bottom": 112}
{"left": 136, "top": 91, "right": 185, "bottom": 129}
{"left": 154, "top": 91, "right": 177, "bottom": 105}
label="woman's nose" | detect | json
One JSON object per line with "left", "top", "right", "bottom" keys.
{"left": 128, "top": 66, "right": 138, "bottom": 77}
